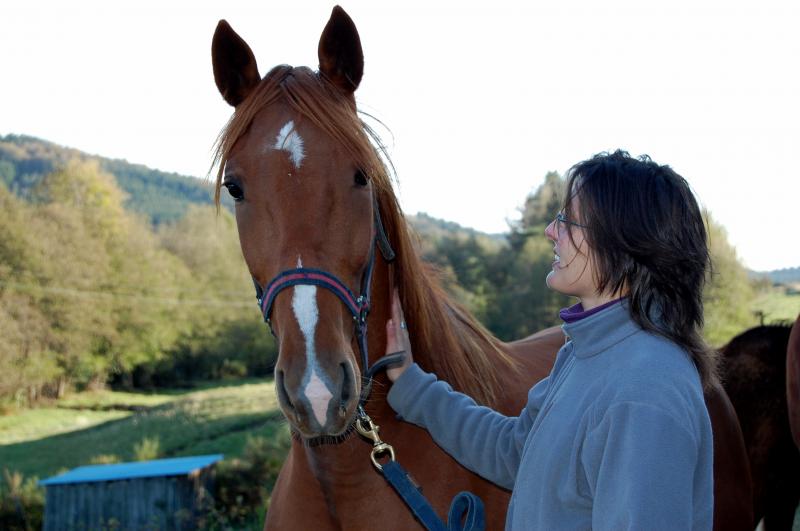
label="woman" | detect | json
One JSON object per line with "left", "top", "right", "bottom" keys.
{"left": 385, "top": 150, "right": 716, "bottom": 530}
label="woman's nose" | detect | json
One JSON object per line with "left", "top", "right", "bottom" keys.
{"left": 545, "top": 219, "right": 557, "bottom": 241}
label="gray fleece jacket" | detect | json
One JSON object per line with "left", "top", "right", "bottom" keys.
{"left": 387, "top": 301, "right": 713, "bottom": 530}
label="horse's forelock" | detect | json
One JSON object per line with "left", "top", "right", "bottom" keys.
{"left": 211, "top": 65, "right": 392, "bottom": 204}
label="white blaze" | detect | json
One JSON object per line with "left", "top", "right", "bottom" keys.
{"left": 292, "top": 284, "right": 333, "bottom": 427}
{"left": 305, "top": 371, "right": 332, "bottom": 427}
{"left": 273, "top": 120, "right": 305, "bottom": 168}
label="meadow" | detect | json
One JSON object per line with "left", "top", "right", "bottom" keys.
{"left": 0, "top": 379, "right": 288, "bottom": 482}
{"left": 751, "top": 285, "right": 800, "bottom": 326}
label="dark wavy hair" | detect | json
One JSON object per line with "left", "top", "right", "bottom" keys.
{"left": 562, "top": 150, "right": 717, "bottom": 388}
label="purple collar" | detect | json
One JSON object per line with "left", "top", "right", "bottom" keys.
{"left": 559, "top": 298, "right": 624, "bottom": 324}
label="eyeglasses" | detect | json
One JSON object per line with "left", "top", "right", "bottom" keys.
{"left": 555, "top": 212, "right": 588, "bottom": 229}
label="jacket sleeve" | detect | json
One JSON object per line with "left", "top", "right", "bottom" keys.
{"left": 581, "top": 401, "right": 709, "bottom": 531}
{"left": 387, "top": 363, "right": 550, "bottom": 489}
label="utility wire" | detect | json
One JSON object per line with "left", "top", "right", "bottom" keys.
{"left": 0, "top": 280, "right": 255, "bottom": 308}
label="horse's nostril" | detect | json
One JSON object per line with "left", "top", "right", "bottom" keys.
{"left": 276, "top": 370, "right": 294, "bottom": 411}
{"left": 340, "top": 362, "right": 352, "bottom": 406}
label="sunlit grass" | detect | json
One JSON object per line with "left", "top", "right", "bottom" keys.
{"left": 57, "top": 389, "right": 176, "bottom": 409}
{"left": 751, "top": 287, "right": 800, "bottom": 324}
{"left": 0, "top": 408, "right": 129, "bottom": 445}
{"left": 0, "top": 389, "right": 181, "bottom": 445}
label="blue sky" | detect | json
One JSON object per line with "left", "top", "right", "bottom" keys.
{"left": 2, "top": 0, "right": 799, "bottom": 270}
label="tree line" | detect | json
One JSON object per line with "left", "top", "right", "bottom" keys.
{"left": 416, "top": 171, "right": 758, "bottom": 346}
{"left": 0, "top": 158, "right": 760, "bottom": 405}
{"left": 0, "top": 158, "right": 273, "bottom": 405}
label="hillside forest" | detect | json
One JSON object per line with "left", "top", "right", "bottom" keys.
{"left": 0, "top": 134, "right": 796, "bottom": 406}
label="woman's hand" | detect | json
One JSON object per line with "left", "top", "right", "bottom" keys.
{"left": 385, "top": 289, "right": 413, "bottom": 382}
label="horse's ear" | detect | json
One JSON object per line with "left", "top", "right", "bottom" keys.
{"left": 318, "top": 6, "right": 363, "bottom": 94}
{"left": 212, "top": 20, "right": 260, "bottom": 107}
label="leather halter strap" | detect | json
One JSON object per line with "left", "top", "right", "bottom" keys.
{"left": 253, "top": 194, "right": 396, "bottom": 393}
{"left": 260, "top": 268, "right": 367, "bottom": 327}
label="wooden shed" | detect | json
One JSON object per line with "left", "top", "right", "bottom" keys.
{"left": 39, "top": 454, "right": 223, "bottom": 530}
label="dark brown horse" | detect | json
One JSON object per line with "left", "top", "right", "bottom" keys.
{"left": 789, "top": 315, "right": 800, "bottom": 451}
{"left": 721, "top": 322, "right": 800, "bottom": 530}
{"left": 210, "top": 6, "right": 751, "bottom": 529}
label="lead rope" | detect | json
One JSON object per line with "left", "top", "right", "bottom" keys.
{"left": 353, "top": 403, "right": 485, "bottom": 531}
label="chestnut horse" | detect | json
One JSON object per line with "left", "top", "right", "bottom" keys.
{"left": 720, "top": 322, "right": 800, "bottom": 530}
{"left": 210, "top": 7, "right": 751, "bottom": 530}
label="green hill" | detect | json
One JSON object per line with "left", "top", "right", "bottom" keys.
{"left": 0, "top": 134, "right": 225, "bottom": 224}
{"left": 750, "top": 266, "right": 800, "bottom": 286}
{"left": 408, "top": 212, "right": 505, "bottom": 246}
{"left": 0, "top": 135, "right": 502, "bottom": 241}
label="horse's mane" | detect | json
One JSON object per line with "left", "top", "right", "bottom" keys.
{"left": 212, "top": 65, "right": 514, "bottom": 408}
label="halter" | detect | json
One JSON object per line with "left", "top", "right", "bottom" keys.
{"left": 252, "top": 194, "right": 400, "bottom": 399}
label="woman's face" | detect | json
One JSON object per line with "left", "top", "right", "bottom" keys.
{"left": 544, "top": 196, "right": 598, "bottom": 300}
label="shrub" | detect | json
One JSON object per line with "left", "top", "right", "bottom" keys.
{"left": 0, "top": 469, "right": 44, "bottom": 531}
{"left": 89, "top": 454, "right": 122, "bottom": 465}
{"left": 201, "top": 435, "right": 290, "bottom": 528}
{"left": 133, "top": 436, "right": 162, "bottom": 461}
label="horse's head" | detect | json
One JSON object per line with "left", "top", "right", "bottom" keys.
{"left": 211, "top": 7, "right": 391, "bottom": 439}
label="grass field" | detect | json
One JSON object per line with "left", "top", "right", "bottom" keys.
{"left": 751, "top": 287, "right": 800, "bottom": 325}
{"left": 0, "top": 379, "right": 289, "bottom": 481}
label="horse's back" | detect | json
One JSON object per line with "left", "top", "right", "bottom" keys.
{"left": 721, "top": 324, "right": 798, "bottom": 529}
{"left": 788, "top": 314, "right": 800, "bottom": 449}
{"left": 704, "top": 381, "right": 754, "bottom": 530}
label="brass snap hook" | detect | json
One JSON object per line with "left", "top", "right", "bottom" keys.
{"left": 355, "top": 408, "right": 396, "bottom": 471}
{"left": 370, "top": 443, "right": 396, "bottom": 470}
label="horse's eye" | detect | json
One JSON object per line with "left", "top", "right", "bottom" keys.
{"left": 223, "top": 182, "right": 244, "bottom": 202}
{"left": 354, "top": 170, "right": 368, "bottom": 187}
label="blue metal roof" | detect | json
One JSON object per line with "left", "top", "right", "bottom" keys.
{"left": 39, "top": 454, "right": 223, "bottom": 486}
